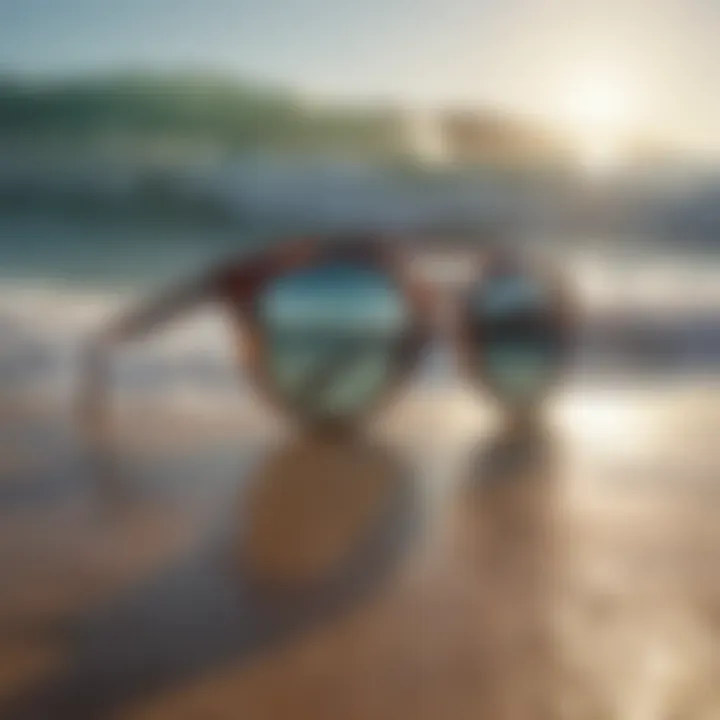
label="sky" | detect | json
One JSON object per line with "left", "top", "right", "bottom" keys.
{"left": 1, "top": 0, "right": 719, "bottom": 154}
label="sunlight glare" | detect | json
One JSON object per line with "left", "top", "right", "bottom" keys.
{"left": 555, "top": 68, "right": 636, "bottom": 172}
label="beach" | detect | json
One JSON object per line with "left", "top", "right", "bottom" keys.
{"left": 2, "top": 210, "right": 720, "bottom": 717}
{"left": 4, "top": 1, "right": 720, "bottom": 714}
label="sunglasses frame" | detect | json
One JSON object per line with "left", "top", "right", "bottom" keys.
{"left": 213, "top": 235, "right": 434, "bottom": 430}
{"left": 80, "top": 234, "right": 574, "bottom": 435}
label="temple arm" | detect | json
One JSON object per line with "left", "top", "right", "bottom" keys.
{"left": 77, "top": 271, "right": 220, "bottom": 438}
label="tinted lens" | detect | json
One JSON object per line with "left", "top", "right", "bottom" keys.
{"left": 258, "top": 262, "right": 410, "bottom": 419}
{"left": 470, "top": 271, "right": 565, "bottom": 403}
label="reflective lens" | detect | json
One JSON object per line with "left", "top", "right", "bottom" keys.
{"left": 258, "top": 262, "right": 410, "bottom": 419}
{"left": 469, "top": 270, "right": 566, "bottom": 403}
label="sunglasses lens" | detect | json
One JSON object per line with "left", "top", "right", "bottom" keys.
{"left": 258, "top": 262, "right": 410, "bottom": 420}
{"left": 469, "top": 269, "right": 566, "bottom": 404}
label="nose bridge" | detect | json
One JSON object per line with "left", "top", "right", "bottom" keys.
{"left": 407, "top": 248, "right": 480, "bottom": 331}
{"left": 405, "top": 251, "right": 481, "bottom": 379}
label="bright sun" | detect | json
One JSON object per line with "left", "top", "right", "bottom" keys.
{"left": 555, "top": 70, "right": 635, "bottom": 171}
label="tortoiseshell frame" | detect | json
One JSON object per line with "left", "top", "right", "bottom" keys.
{"left": 210, "top": 235, "right": 434, "bottom": 433}
{"left": 79, "top": 233, "right": 574, "bottom": 437}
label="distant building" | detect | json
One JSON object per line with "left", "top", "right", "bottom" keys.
{"left": 439, "top": 110, "right": 568, "bottom": 167}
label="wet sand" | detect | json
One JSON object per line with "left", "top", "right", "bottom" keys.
{"left": 2, "top": 381, "right": 720, "bottom": 719}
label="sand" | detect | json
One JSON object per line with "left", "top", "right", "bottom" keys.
{"left": 2, "top": 379, "right": 720, "bottom": 719}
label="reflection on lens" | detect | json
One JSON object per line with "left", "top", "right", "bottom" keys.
{"left": 470, "top": 270, "right": 565, "bottom": 404}
{"left": 258, "top": 262, "right": 410, "bottom": 419}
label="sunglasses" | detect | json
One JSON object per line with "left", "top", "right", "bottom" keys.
{"left": 79, "top": 235, "right": 575, "bottom": 433}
